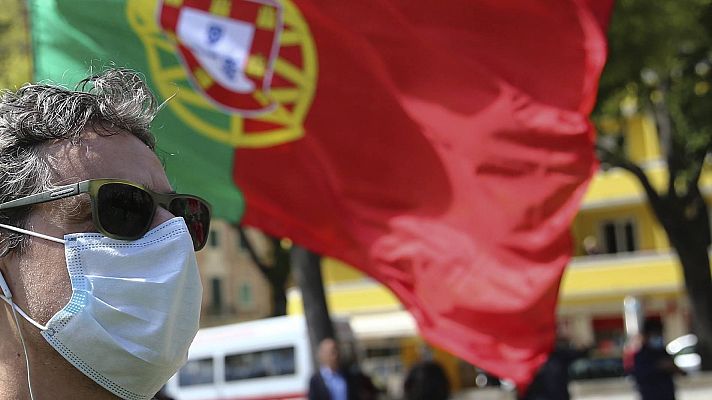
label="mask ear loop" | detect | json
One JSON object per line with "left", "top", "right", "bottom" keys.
{"left": 0, "top": 223, "right": 63, "bottom": 400}
{"left": 0, "top": 270, "right": 38, "bottom": 400}
{"left": 0, "top": 223, "right": 66, "bottom": 245}
{"left": 9, "top": 297, "right": 37, "bottom": 400}
{"left": 0, "top": 233, "right": 51, "bottom": 330}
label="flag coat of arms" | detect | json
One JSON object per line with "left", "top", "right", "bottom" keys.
{"left": 158, "top": 0, "right": 283, "bottom": 113}
{"left": 29, "top": 0, "right": 613, "bottom": 389}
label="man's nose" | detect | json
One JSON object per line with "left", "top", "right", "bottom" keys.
{"left": 150, "top": 207, "right": 174, "bottom": 230}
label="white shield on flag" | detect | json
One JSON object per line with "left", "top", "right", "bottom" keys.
{"left": 159, "top": 0, "right": 283, "bottom": 115}
{"left": 177, "top": 8, "right": 257, "bottom": 94}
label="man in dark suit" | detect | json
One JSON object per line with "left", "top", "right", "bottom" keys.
{"left": 632, "top": 319, "right": 684, "bottom": 400}
{"left": 309, "top": 338, "right": 357, "bottom": 400}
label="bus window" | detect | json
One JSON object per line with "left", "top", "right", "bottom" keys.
{"left": 224, "top": 347, "right": 296, "bottom": 381}
{"left": 178, "top": 357, "right": 214, "bottom": 387}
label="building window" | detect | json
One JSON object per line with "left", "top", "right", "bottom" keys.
{"left": 600, "top": 219, "right": 637, "bottom": 254}
{"left": 211, "top": 277, "right": 223, "bottom": 314}
{"left": 239, "top": 283, "right": 253, "bottom": 308}
{"left": 209, "top": 230, "right": 219, "bottom": 248}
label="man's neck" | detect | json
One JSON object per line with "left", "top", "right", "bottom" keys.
{"left": 0, "top": 344, "right": 120, "bottom": 400}
{"left": 0, "top": 311, "right": 119, "bottom": 399}
{"left": 321, "top": 364, "right": 340, "bottom": 374}
{"left": 0, "top": 352, "right": 23, "bottom": 400}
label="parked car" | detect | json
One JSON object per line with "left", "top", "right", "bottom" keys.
{"left": 472, "top": 368, "right": 506, "bottom": 388}
{"left": 666, "top": 334, "right": 701, "bottom": 374}
{"left": 569, "top": 357, "right": 625, "bottom": 380}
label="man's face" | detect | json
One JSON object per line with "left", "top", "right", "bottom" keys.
{"left": 645, "top": 332, "right": 665, "bottom": 349}
{"left": 318, "top": 339, "right": 340, "bottom": 370}
{"left": 0, "top": 129, "right": 174, "bottom": 391}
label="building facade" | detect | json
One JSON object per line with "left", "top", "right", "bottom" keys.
{"left": 196, "top": 221, "right": 273, "bottom": 326}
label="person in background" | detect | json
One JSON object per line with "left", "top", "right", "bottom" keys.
{"left": 308, "top": 337, "right": 379, "bottom": 400}
{"left": 309, "top": 338, "right": 354, "bottom": 400}
{"left": 519, "top": 337, "right": 590, "bottom": 400}
{"left": 519, "top": 320, "right": 593, "bottom": 400}
{"left": 632, "top": 319, "right": 685, "bottom": 400}
{"left": 623, "top": 334, "right": 643, "bottom": 375}
{"left": 582, "top": 235, "right": 602, "bottom": 255}
{"left": 403, "top": 360, "right": 450, "bottom": 400}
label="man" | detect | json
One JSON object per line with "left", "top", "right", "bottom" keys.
{"left": 0, "top": 69, "right": 210, "bottom": 399}
{"left": 309, "top": 338, "right": 377, "bottom": 400}
{"left": 309, "top": 338, "right": 349, "bottom": 400}
{"left": 632, "top": 319, "right": 684, "bottom": 400}
{"left": 403, "top": 360, "right": 450, "bottom": 400}
{"left": 519, "top": 337, "right": 590, "bottom": 400}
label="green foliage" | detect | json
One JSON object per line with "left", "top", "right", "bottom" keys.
{"left": 599, "top": 0, "right": 709, "bottom": 93}
{"left": 595, "top": 0, "right": 712, "bottom": 174}
{"left": 0, "top": 0, "right": 32, "bottom": 90}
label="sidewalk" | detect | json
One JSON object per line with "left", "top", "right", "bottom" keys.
{"left": 453, "top": 372, "right": 712, "bottom": 400}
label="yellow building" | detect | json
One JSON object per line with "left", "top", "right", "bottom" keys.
{"left": 287, "top": 113, "right": 712, "bottom": 394}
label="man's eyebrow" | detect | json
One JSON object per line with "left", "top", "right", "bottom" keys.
{"left": 139, "top": 181, "right": 177, "bottom": 195}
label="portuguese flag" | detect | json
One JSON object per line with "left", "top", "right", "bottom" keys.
{"left": 30, "top": 0, "right": 613, "bottom": 388}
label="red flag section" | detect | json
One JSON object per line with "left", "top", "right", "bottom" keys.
{"left": 234, "top": 0, "right": 612, "bottom": 388}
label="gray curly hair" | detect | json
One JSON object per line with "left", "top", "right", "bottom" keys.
{"left": 0, "top": 68, "right": 159, "bottom": 252}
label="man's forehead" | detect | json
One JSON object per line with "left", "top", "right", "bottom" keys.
{"left": 40, "top": 130, "right": 169, "bottom": 191}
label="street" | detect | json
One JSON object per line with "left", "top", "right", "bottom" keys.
{"left": 454, "top": 372, "right": 712, "bottom": 400}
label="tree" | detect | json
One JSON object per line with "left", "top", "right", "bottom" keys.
{"left": 237, "top": 226, "right": 292, "bottom": 316}
{"left": 0, "top": 0, "right": 31, "bottom": 89}
{"left": 238, "top": 227, "right": 335, "bottom": 366}
{"left": 291, "top": 245, "right": 335, "bottom": 369}
{"left": 594, "top": 0, "right": 712, "bottom": 368}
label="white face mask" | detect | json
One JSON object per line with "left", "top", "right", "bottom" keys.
{"left": 0, "top": 217, "right": 202, "bottom": 400}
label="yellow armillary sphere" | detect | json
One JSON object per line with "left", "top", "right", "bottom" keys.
{"left": 127, "top": 0, "right": 318, "bottom": 148}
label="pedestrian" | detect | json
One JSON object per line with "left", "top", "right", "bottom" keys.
{"left": 0, "top": 69, "right": 211, "bottom": 399}
{"left": 308, "top": 337, "right": 379, "bottom": 400}
{"left": 309, "top": 338, "right": 348, "bottom": 400}
{"left": 519, "top": 337, "right": 589, "bottom": 400}
{"left": 403, "top": 360, "right": 450, "bottom": 400}
{"left": 632, "top": 319, "right": 684, "bottom": 400}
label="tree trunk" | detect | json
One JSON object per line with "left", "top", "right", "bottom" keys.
{"left": 268, "top": 237, "right": 291, "bottom": 317}
{"left": 271, "top": 283, "right": 288, "bottom": 317}
{"left": 236, "top": 226, "right": 291, "bottom": 317}
{"left": 672, "top": 241, "right": 712, "bottom": 369}
{"left": 666, "top": 238, "right": 712, "bottom": 370}
{"left": 291, "top": 245, "right": 335, "bottom": 369}
{"left": 652, "top": 194, "right": 712, "bottom": 370}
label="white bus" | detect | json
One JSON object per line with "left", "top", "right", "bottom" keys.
{"left": 164, "top": 315, "right": 353, "bottom": 400}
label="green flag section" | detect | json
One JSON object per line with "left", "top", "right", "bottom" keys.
{"left": 29, "top": 0, "right": 244, "bottom": 222}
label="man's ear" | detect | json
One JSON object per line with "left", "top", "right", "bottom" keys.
{"left": 0, "top": 243, "right": 13, "bottom": 298}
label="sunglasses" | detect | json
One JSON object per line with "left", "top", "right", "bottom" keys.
{"left": 0, "top": 179, "right": 212, "bottom": 251}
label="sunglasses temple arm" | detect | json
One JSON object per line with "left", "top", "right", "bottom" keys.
{"left": 0, "top": 182, "right": 83, "bottom": 211}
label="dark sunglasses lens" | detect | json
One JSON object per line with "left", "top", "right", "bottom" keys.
{"left": 97, "top": 183, "right": 154, "bottom": 238}
{"left": 169, "top": 197, "right": 211, "bottom": 250}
